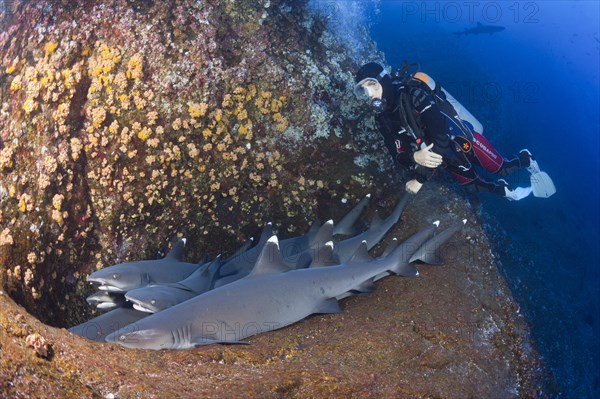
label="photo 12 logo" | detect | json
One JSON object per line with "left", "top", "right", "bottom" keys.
{"left": 400, "top": 1, "right": 540, "bottom": 24}
{"left": 444, "top": 81, "right": 540, "bottom": 105}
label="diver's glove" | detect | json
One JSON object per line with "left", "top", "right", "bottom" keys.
{"left": 413, "top": 143, "right": 443, "bottom": 169}
{"left": 406, "top": 179, "right": 423, "bottom": 195}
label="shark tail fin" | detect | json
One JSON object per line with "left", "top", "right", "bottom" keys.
{"left": 409, "top": 220, "right": 466, "bottom": 264}
{"left": 381, "top": 238, "right": 399, "bottom": 258}
{"left": 333, "top": 193, "right": 371, "bottom": 236}
{"left": 386, "top": 222, "right": 438, "bottom": 275}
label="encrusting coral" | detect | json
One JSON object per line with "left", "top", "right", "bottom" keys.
{"left": 0, "top": 0, "right": 389, "bottom": 326}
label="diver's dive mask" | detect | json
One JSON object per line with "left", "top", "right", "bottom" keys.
{"left": 353, "top": 77, "right": 386, "bottom": 113}
{"left": 369, "top": 98, "right": 387, "bottom": 113}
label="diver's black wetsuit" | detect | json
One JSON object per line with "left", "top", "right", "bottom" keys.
{"left": 375, "top": 81, "right": 523, "bottom": 195}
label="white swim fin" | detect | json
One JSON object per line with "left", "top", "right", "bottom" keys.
{"left": 530, "top": 171, "right": 556, "bottom": 198}
{"left": 504, "top": 186, "right": 533, "bottom": 201}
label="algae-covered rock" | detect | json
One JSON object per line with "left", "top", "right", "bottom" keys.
{"left": 0, "top": 0, "right": 390, "bottom": 326}
{"left": 0, "top": 182, "right": 546, "bottom": 398}
{"left": 0, "top": 1, "right": 547, "bottom": 397}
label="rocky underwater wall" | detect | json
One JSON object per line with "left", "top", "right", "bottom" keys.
{"left": 0, "top": 2, "right": 549, "bottom": 397}
{"left": 0, "top": 0, "right": 393, "bottom": 326}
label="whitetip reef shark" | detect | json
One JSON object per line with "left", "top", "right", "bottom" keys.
{"left": 68, "top": 306, "right": 149, "bottom": 342}
{"left": 88, "top": 239, "right": 201, "bottom": 293}
{"left": 124, "top": 257, "right": 222, "bottom": 313}
{"left": 104, "top": 221, "right": 440, "bottom": 350}
{"left": 453, "top": 22, "right": 506, "bottom": 36}
{"left": 334, "top": 192, "right": 411, "bottom": 262}
{"left": 86, "top": 291, "right": 126, "bottom": 310}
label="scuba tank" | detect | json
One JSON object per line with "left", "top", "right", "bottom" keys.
{"left": 412, "top": 71, "right": 484, "bottom": 135}
{"left": 391, "top": 61, "right": 484, "bottom": 139}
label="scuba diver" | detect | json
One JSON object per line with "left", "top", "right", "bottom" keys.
{"left": 353, "top": 62, "right": 555, "bottom": 200}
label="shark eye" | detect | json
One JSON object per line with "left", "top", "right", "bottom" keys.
{"left": 150, "top": 299, "right": 156, "bottom": 305}
{"left": 119, "top": 335, "right": 126, "bottom": 341}
{"left": 112, "top": 273, "right": 120, "bottom": 280}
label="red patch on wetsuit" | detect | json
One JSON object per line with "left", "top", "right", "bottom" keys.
{"left": 395, "top": 139, "right": 404, "bottom": 154}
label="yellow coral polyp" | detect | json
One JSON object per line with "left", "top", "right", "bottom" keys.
{"left": 9, "top": 75, "right": 21, "bottom": 91}
{"left": 52, "top": 194, "right": 64, "bottom": 211}
{"left": 236, "top": 109, "right": 248, "bottom": 121}
{"left": 44, "top": 42, "right": 58, "bottom": 56}
{"left": 138, "top": 127, "right": 151, "bottom": 141}
{"left": 23, "top": 98, "right": 38, "bottom": 114}
{"left": 213, "top": 109, "right": 223, "bottom": 122}
{"left": 18, "top": 197, "right": 26, "bottom": 212}
{"left": 126, "top": 53, "right": 143, "bottom": 79}
{"left": 92, "top": 65, "right": 103, "bottom": 77}
{"left": 189, "top": 102, "right": 208, "bottom": 119}
{"left": 6, "top": 64, "right": 16, "bottom": 74}
{"left": 91, "top": 107, "right": 106, "bottom": 128}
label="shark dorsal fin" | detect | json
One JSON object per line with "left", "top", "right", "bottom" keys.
{"left": 231, "top": 238, "right": 253, "bottom": 258}
{"left": 165, "top": 238, "right": 186, "bottom": 261}
{"left": 258, "top": 222, "right": 273, "bottom": 246}
{"left": 205, "top": 255, "right": 222, "bottom": 276}
{"left": 309, "top": 242, "right": 338, "bottom": 268}
{"left": 347, "top": 241, "right": 372, "bottom": 265}
{"left": 310, "top": 220, "right": 333, "bottom": 248}
{"left": 370, "top": 211, "right": 383, "bottom": 229}
{"left": 249, "top": 236, "right": 290, "bottom": 277}
{"left": 306, "top": 220, "right": 321, "bottom": 238}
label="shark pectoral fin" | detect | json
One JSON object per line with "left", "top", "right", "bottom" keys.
{"left": 191, "top": 337, "right": 250, "bottom": 346}
{"left": 352, "top": 279, "right": 376, "bottom": 294}
{"left": 315, "top": 298, "right": 342, "bottom": 314}
{"left": 410, "top": 252, "right": 443, "bottom": 265}
{"left": 393, "top": 263, "right": 419, "bottom": 277}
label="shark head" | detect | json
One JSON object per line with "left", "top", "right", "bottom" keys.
{"left": 105, "top": 325, "right": 175, "bottom": 350}
{"left": 86, "top": 291, "right": 125, "bottom": 309}
{"left": 125, "top": 286, "right": 193, "bottom": 313}
{"left": 88, "top": 261, "right": 152, "bottom": 293}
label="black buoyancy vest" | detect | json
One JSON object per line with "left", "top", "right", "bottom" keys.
{"left": 395, "top": 77, "right": 474, "bottom": 142}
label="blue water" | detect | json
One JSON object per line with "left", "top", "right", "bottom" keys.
{"left": 313, "top": 1, "right": 600, "bottom": 397}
